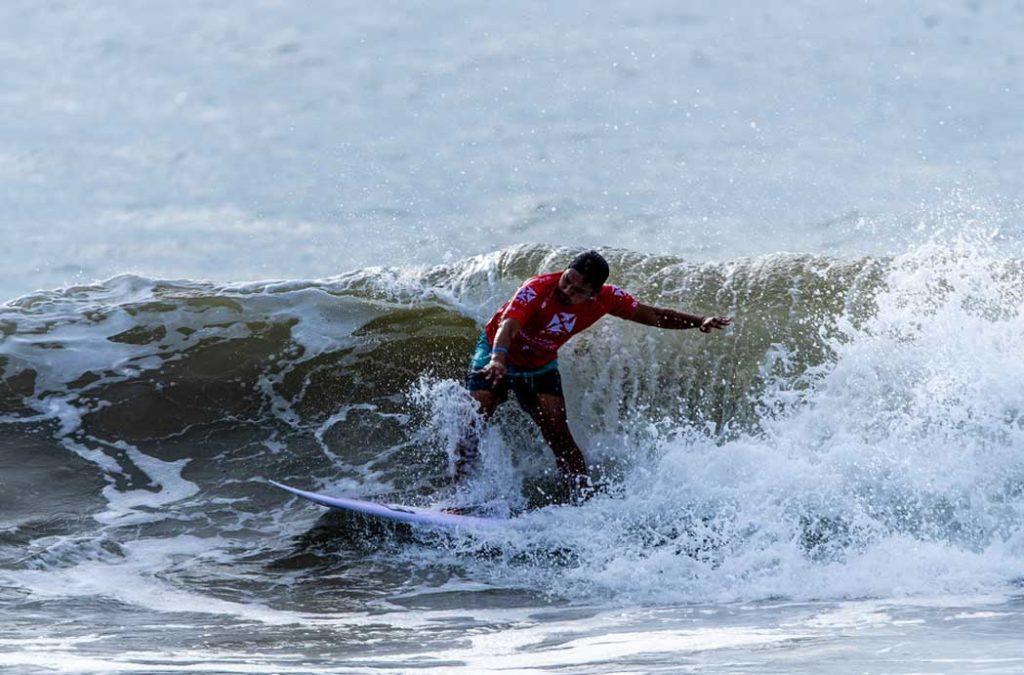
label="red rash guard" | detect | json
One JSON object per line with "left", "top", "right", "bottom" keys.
{"left": 484, "top": 272, "right": 640, "bottom": 370}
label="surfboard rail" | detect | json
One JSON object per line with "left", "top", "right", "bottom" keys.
{"left": 269, "top": 480, "right": 501, "bottom": 529}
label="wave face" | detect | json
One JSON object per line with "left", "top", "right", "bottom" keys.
{"left": 2, "top": 238, "right": 1023, "bottom": 604}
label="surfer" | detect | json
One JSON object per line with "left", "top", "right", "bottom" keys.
{"left": 455, "top": 250, "right": 731, "bottom": 501}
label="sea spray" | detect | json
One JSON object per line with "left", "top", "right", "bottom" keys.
{"left": 1, "top": 241, "right": 1023, "bottom": 605}
{"left": 431, "top": 234, "right": 1024, "bottom": 603}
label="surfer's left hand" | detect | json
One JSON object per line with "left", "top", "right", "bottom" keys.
{"left": 700, "top": 316, "right": 732, "bottom": 333}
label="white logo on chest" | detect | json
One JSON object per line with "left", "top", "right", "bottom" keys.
{"left": 515, "top": 286, "right": 537, "bottom": 304}
{"left": 544, "top": 312, "right": 577, "bottom": 335}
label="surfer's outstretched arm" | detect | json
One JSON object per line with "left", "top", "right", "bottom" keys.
{"left": 628, "top": 304, "right": 732, "bottom": 333}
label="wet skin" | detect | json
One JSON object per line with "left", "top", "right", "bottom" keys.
{"left": 457, "top": 267, "right": 732, "bottom": 496}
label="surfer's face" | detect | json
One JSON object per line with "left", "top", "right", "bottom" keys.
{"left": 556, "top": 269, "right": 596, "bottom": 305}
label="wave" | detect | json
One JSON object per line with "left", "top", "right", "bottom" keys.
{"left": 2, "top": 237, "right": 1023, "bottom": 603}
{"left": 0, "top": 244, "right": 883, "bottom": 440}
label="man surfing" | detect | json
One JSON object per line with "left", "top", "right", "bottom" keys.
{"left": 455, "top": 250, "right": 731, "bottom": 501}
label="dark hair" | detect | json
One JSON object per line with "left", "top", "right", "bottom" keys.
{"left": 569, "top": 250, "right": 609, "bottom": 292}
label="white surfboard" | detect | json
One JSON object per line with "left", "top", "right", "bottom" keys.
{"left": 269, "top": 480, "right": 501, "bottom": 529}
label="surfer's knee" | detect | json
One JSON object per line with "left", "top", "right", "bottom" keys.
{"left": 532, "top": 394, "right": 568, "bottom": 426}
{"left": 533, "top": 397, "right": 575, "bottom": 445}
{"left": 469, "top": 388, "right": 504, "bottom": 419}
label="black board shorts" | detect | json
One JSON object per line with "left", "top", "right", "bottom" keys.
{"left": 465, "top": 334, "right": 563, "bottom": 406}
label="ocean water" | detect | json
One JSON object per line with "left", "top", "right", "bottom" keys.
{"left": 2, "top": 1, "right": 1024, "bottom": 673}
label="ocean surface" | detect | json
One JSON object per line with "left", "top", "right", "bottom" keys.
{"left": 2, "top": 1, "right": 1024, "bottom": 673}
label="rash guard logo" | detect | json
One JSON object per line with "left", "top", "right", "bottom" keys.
{"left": 544, "top": 312, "right": 577, "bottom": 335}
{"left": 514, "top": 286, "right": 537, "bottom": 304}
{"left": 611, "top": 286, "right": 627, "bottom": 297}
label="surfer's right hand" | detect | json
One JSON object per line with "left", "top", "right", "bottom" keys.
{"left": 482, "top": 357, "right": 507, "bottom": 384}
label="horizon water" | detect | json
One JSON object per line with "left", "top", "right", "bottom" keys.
{"left": 3, "top": 1, "right": 1024, "bottom": 673}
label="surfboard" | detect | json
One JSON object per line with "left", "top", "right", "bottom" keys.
{"left": 269, "top": 480, "right": 501, "bottom": 529}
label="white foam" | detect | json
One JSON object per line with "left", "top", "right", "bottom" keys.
{"left": 3, "top": 535, "right": 340, "bottom": 627}
{"left": 94, "top": 443, "right": 199, "bottom": 525}
{"left": 434, "top": 229, "right": 1024, "bottom": 604}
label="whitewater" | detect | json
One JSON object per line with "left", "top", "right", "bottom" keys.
{"left": 3, "top": 1, "right": 1024, "bottom": 673}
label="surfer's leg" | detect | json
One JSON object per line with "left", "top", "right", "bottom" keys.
{"left": 455, "top": 386, "right": 505, "bottom": 484}
{"left": 457, "top": 335, "right": 509, "bottom": 484}
{"left": 527, "top": 393, "right": 590, "bottom": 494}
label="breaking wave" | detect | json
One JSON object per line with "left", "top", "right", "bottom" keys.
{"left": 2, "top": 235, "right": 1023, "bottom": 604}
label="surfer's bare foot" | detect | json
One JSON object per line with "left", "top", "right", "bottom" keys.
{"left": 568, "top": 475, "right": 606, "bottom": 505}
